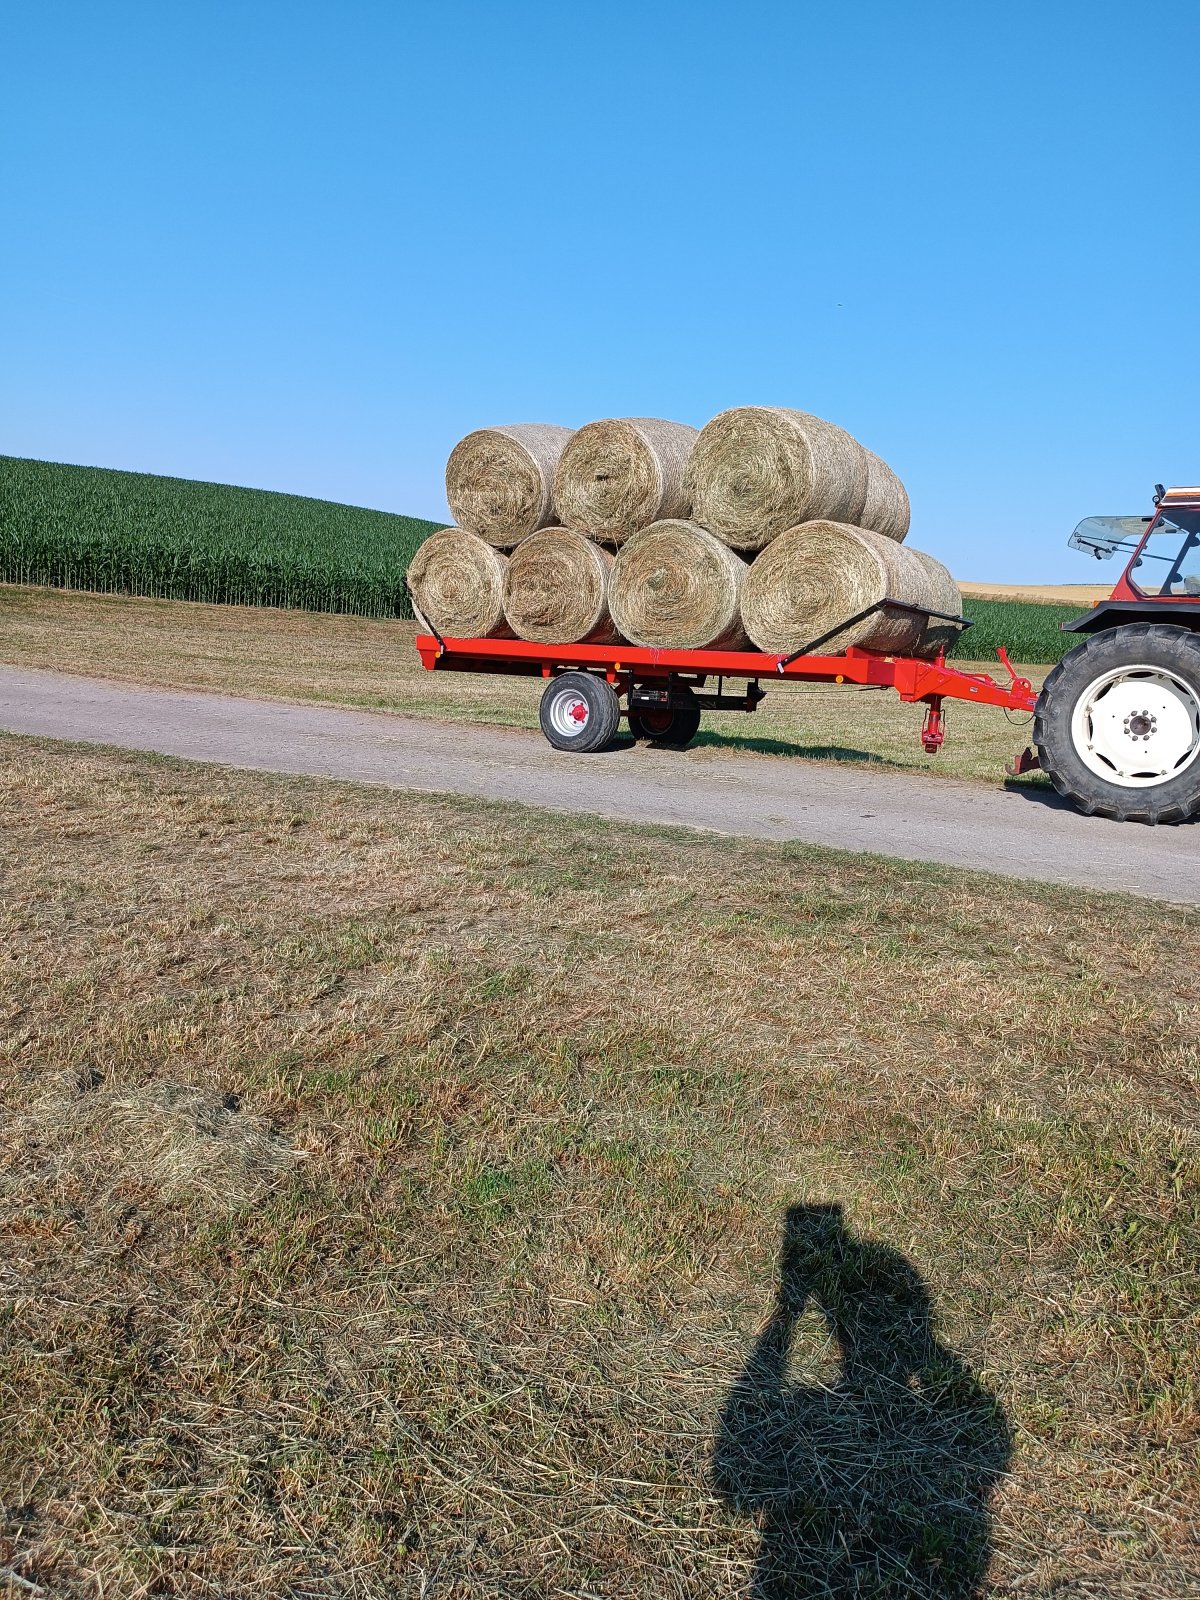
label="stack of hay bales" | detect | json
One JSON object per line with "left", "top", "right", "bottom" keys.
{"left": 409, "top": 408, "right": 960, "bottom": 657}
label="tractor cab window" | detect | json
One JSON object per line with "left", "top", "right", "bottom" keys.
{"left": 1130, "top": 508, "right": 1200, "bottom": 597}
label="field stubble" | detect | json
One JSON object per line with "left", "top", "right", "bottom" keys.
{"left": 1, "top": 738, "right": 1198, "bottom": 1596}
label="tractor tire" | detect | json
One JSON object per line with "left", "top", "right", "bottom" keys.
{"left": 627, "top": 686, "right": 703, "bottom": 749}
{"left": 1034, "top": 624, "right": 1200, "bottom": 823}
{"left": 539, "top": 671, "right": 621, "bottom": 753}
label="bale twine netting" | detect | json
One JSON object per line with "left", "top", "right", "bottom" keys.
{"left": 445, "top": 423, "right": 574, "bottom": 547}
{"left": 741, "top": 521, "right": 954, "bottom": 657}
{"left": 683, "top": 407, "right": 870, "bottom": 551}
{"left": 407, "top": 527, "right": 512, "bottom": 639}
{"left": 502, "top": 527, "right": 618, "bottom": 644}
{"left": 610, "top": 520, "right": 749, "bottom": 650}
{"left": 552, "top": 417, "right": 698, "bottom": 543}
{"left": 859, "top": 447, "right": 911, "bottom": 542}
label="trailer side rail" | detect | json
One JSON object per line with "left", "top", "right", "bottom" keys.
{"left": 413, "top": 634, "right": 1037, "bottom": 716}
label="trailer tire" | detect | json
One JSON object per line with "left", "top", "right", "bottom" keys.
{"left": 539, "top": 672, "right": 621, "bottom": 753}
{"left": 1034, "top": 624, "right": 1200, "bottom": 823}
{"left": 628, "top": 687, "right": 703, "bottom": 749}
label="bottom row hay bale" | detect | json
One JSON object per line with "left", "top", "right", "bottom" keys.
{"left": 503, "top": 526, "right": 618, "bottom": 643}
{"left": 610, "top": 520, "right": 749, "bottom": 651}
{"left": 741, "top": 521, "right": 961, "bottom": 657}
{"left": 906, "top": 546, "right": 963, "bottom": 657}
{"left": 407, "top": 526, "right": 512, "bottom": 638}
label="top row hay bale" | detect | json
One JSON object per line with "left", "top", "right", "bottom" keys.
{"left": 553, "top": 417, "right": 698, "bottom": 543}
{"left": 859, "top": 446, "right": 910, "bottom": 543}
{"left": 683, "top": 406, "right": 910, "bottom": 550}
{"left": 445, "top": 424, "right": 574, "bottom": 548}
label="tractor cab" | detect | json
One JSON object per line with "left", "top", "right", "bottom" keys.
{"left": 1066, "top": 487, "right": 1200, "bottom": 632}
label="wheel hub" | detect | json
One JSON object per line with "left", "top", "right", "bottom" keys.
{"left": 1071, "top": 665, "right": 1200, "bottom": 787}
{"left": 549, "top": 691, "right": 590, "bottom": 738}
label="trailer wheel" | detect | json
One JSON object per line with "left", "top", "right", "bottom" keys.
{"left": 1034, "top": 624, "right": 1200, "bottom": 823}
{"left": 539, "top": 672, "right": 621, "bottom": 753}
{"left": 628, "top": 687, "right": 703, "bottom": 748}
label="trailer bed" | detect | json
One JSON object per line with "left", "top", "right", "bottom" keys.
{"left": 415, "top": 633, "right": 1037, "bottom": 757}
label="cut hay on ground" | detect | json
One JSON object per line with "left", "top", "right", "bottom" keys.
{"left": 860, "top": 447, "right": 911, "bottom": 542}
{"left": 610, "top": 520, "right": 748, "bottom": 650}
{"left": 741, "top": 521, "right": 954, "bottom": 656}
{"left": 684, "top": 407, "right": 870, "bottom": 550}
{"left": 9, "top": 1073, "right": 296, "bottom": 1213}
{"left": 552, "top": 417, "right": 698, "bottom": 543}
{"left": 445, "top": 424, "right": 573, "bottom": 547}
{"left": 502, "top": 527, "right": 618, "bottom": 644}
{"left": 407, "top": 527, "right": 511, "bottom": 639}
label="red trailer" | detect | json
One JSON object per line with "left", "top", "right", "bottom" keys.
{"left": 415, "top": 599, "right": 1036, "bottom": 761}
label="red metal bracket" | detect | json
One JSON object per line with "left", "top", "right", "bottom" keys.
{"left": 1005, "top": 745, "right": 1041, "bottom": 776}
{"left": 995, "top": 646, "right": 1033, "bottom": 699}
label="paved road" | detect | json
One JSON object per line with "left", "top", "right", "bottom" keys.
{"left": 2, "top": 667, "right": 1197, "bottom": 903}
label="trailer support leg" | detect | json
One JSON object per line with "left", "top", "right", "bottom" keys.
{"left": 921, "top": 697, "right": 946, "bottom": 755}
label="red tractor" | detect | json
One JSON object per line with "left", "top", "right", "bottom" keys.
{"left": 1033, "top": 485, "right": 1200, "bottom": 823}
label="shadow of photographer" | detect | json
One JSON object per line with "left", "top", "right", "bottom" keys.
{"left": 713, "top": 1204, "right": 1011, "bottom": 1598}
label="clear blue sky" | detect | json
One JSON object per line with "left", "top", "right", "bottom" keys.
{"left": 2, "top": 0, "right": 1197, "bottom": 580}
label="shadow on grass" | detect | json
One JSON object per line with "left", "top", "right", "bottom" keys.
{"left": 713, "top": 1204, "right": 1011, "bottom": 1598}
{"left": 691, "top": 731, "right": 909, "bottom": 767}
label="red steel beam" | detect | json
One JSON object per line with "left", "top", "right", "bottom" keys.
{"left": 413, "top": 635, "right": 1038, "bottom": 714}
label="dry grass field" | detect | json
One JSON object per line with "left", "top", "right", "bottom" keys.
{"left": 0, "top": 586, "right": 1046, "bottom": 785}
{"left": 958, "top": 583, "right": 1110, "bottom": 606}
{"left": 2, "top": 736, "right": 1198, "bottom": 1597}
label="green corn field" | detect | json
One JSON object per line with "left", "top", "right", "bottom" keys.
{"left": 0, "top": 456, "right": 441, "bottom": 618}
{"left": 949, "top": 598, "right": 1085, "bottom": 664}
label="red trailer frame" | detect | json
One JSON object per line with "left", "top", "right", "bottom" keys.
{"left": 414, "top": 632, "right": 1037, "bottom": 756}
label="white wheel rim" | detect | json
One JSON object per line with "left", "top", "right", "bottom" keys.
{"left": 1070, "top": 664, "right": 1200, "bottom": 788}
{"left": 549, "top": 689, "right": 591, "bottom": 738}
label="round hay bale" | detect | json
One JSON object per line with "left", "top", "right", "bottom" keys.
{"left": 683, "top": 407, "right": 869, "bottom": 550}
{"left": 553, "top": 417, "right": 698, "bottom": 543}
{"left": 445, "top": 423, "right": 574, "bottom": 547}
{"left": 610, "top": 520, "right": 748, "bottom": 650}
{"left": 905, "top": 546, "right": 963, "bottom": 658}
{"left": 741, "top": 521, "right": 934, "bottom": 655}
{"left": 859, "top": 447, "right": 911, "bottom": 542}
{"left": 503, "top": 527, "right": 618, "bottom": 644}
{"left": 407, "top": 527, "right": 512, "bottom": 639}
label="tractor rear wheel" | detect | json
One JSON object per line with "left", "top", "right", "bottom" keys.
{"left": 1034, "top": 624, "right": 1200, "bottom": 823}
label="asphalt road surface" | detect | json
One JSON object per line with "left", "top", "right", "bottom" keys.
{"left": 2, "top": 667, "right": 1197, "bottom": 903}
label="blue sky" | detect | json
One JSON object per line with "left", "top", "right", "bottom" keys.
{"left": 2, "top": 0, "right": 1197, "bottom": 580}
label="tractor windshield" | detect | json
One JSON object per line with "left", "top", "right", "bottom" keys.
{"left": 1070, "top": 515, "right": 1152, "bottom": 559}
{"left": 1129, "top": 508, "right": 1200, "bottom": 597}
